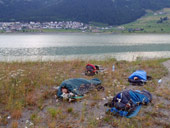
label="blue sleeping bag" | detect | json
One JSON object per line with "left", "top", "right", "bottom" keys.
{"left": 129, "top": 70, "right": 147, "bottom": 81}
{"left": 57, "top": 78, "right": 101, "bottom": 98}
{"left": 128, "top": 70, "right": 148, "bottom": 85}
{"left": 106, "top": 89, "right": 152, "bottom": 118}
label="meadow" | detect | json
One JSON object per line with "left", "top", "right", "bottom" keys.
{"left": 123, "top": 8, "right": 170, "bottom": 33}
{"left": 0, "top": 58, "right": 170, "bottom": 128}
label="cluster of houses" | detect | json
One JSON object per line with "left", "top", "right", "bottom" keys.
{"left": 0, "top": 21, "right": 91, "bottom": 32}
{"left": 0, "top": 21, "right": 142, "bottom": 33}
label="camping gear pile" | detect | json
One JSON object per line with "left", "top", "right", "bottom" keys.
{"left": 104, "top": 89, "right": 152, "bottom": 118}
{"left": 85, "top": 64, "right": 99, "bottom": 76}
{"left": 56, "top": 64, "right": 153, "bottom": 118}
{"left": 85, "top": 64, "right": 105, "bottom": 76}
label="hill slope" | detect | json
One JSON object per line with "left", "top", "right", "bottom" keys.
{"left": 122, "top": 8, "right": 170, "bottom": 33}
{"left": 1, "top": 0, "right": 170, "bottom": 25}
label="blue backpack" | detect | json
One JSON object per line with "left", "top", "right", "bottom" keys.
{"left": 105, "top": 89, "right": 152, "bottom": 118}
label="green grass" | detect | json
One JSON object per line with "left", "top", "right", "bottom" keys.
{"left": 0, "top": 29, "right": 82, "bottom": 33}
{"left": 67, "top": 107, "right": 74, "bottom": 113}
{"left": 86, "top": 8, "right": 170, "bottom": 33}
{"left": 0, "top": 58, "right": 169, "bottom": 127}
{"left": 0, "top": 30, "right": 5, "bottom": 33}
{"left": 48, "top": 107, "right": 62, "bottom": 119}
{"left": 122, "top": 8, "right": 170, "bottom": 33}
{"left": 98, "top": 8, "right": 170, "bottom": 33}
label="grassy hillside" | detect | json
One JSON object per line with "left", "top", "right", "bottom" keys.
{"left": 0, "top": 58, "right": 170, "bottom": 127}
{"left": 122, "top": 8, "right": 170, "bottom": 33}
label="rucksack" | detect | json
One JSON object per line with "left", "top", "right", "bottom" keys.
{"left": 85, "top": 64, "right": 99, "bottom": 76}
{"left": 105, "top": 89, "right": 152, "bottom": 118}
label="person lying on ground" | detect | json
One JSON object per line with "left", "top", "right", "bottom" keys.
{"left": 104, "top": 89, "right": 152, "bottom": 118}
{"left": 57, "top": 78, "right": 104, "bottom": 101}
{"left": 128, "top": 70, "right": 152, "bottom": 86}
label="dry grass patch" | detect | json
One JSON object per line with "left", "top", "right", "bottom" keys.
{"left": 153, "top": 120, "right": 170, "bottom": 128}
{"left": 48, "top": 120, "right": 56, "bottom": 128}
{"left": 0, "top": 58, "right": 169, "bottom": 127}
{"left": 155, "top": 88, "right": 170, "bottom": 100}
{"left": 11, "top": 109, "right": 22, "bottom": 120}
{"left": 11, "top": 121, "right": 18, "bottom": 128}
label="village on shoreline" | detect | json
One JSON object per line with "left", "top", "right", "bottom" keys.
{"left": 0, "top": 21, "right": 115, "bottom": 33}
{"left": 0, "top": 21, "right": 149, "bottom": 33}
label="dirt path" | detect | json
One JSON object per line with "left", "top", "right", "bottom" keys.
{"left": 161, "top": 60, "right": 170, "bottom": 88}
{"left": 151, "top": 60, "right": 170, "bottom": 127}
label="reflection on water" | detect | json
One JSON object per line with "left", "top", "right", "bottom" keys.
{"left": 0, "top": 44, "right": 170, "bottom": 56}
{"left": 1, "top": 52, "right": 170, "bottom": 62}
{"left": 0, "top": 33, "right": 170, "bottom": 61}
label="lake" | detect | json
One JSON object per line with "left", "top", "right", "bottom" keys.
{"left": 0, "top": 33, "right": 170, "bottom": 61}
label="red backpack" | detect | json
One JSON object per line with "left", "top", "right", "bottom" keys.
{"left": 85, "top": 64, "right": 99, "bottom": 76}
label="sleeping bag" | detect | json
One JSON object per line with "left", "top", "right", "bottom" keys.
{"left": 104, "top": 89, "right": 152, "bottom": 118}
{"left": 57, "top": 78, "right": 103, "bottom": 99}
{"left": 128, "top": 70, "right": 151, "bottom": 85}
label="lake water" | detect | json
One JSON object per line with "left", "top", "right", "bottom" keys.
{"left": 0, "top": 33, "right": 170, "bottom": 61}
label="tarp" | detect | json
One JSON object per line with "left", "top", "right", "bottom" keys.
{"left": 57, "top": 78, "right": 101, "bottom": 98}
{"left": 107, "top": 89, "right": 152, "bottom": 118}
{"left": 128, "top": 70, "right": 147, "bottom": 81}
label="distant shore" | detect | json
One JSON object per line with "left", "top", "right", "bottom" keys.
{"left": 1, "top": 30, "right": 170, "bottom": 35}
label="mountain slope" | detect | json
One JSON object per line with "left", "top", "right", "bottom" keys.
{"left": 1, "top": 0, "right": 170, "bottom": 25}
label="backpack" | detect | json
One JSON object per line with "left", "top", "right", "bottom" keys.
{"left": 105, "top": 89, "right": 152, "bottom": 118}
{"left": 85, "top": 64, "right": 99, "bottom": 76}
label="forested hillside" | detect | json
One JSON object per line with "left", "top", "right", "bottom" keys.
{"left": 0, "top": 0, "right": 170, "bottom": 25}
